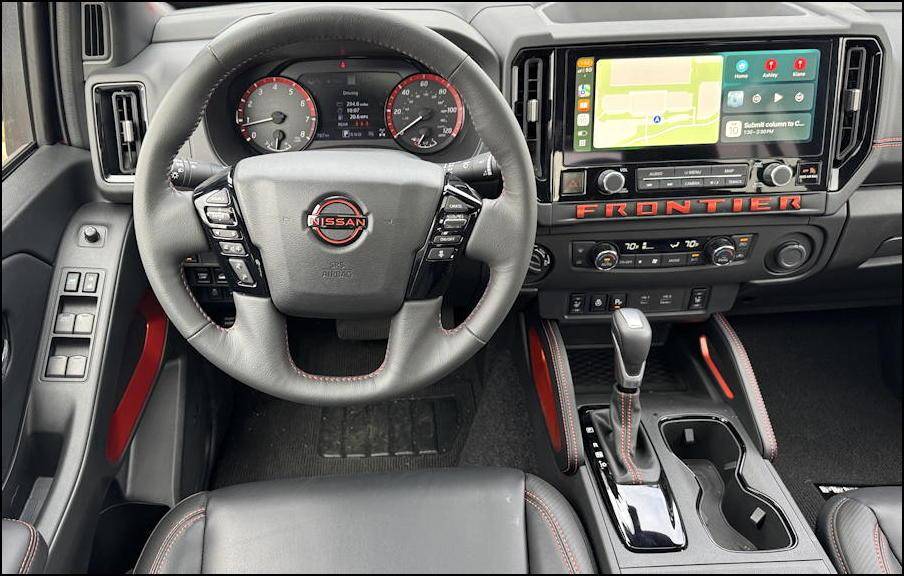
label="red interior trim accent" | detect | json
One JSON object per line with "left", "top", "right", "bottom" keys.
{"left": 528, "top": 326, "right": 562, "bottom": 452}
{"left": 699, "top": 334, "right": 735, "bottom": 400}
{"left": 105, "top": 292, "right": 168, "bottom": 462}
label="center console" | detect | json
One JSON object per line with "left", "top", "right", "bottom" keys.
{"left": 515, "top": 36, "right": 883, "bottom": 321}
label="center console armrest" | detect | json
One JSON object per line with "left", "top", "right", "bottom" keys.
{"left": 2, "top": 519, "right": 47, "bottom": 574}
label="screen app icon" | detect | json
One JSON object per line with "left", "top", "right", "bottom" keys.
{"left": 726, "top": 90, "right": 744, "bottom": 108}
{"left": 725, "top": 120, "right": 743, "bottom": 138}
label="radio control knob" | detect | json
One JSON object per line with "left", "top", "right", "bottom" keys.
{"left": 706, "top": 237, "right": 736, "bottom": 266}
{"left": 591, "top": 242, "right": 620, "bottom": 271}
{"left": 597, "top": 170, "right": 626, "bottom": 195}
{"left": 761, "top": 162, "right": 794, "bottom": 187}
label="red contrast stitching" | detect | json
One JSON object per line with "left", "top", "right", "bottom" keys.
{"left": 7, "top": 519, "right": 38, "bottom": 575}
{"left": 874, "top": 523, "right": 889, "bottom": 574}
{"left": 715, "top": 314, "right": 778, "bottom": 460}
{"left": 829, "top": 498, "right": 852, "bottom": 574}
{"left": 284, "top": 321, "right": 389, "bottom": 382}
{"left": 542, "top": 320, "right": 578, "bottom": 473}
{"left": 150, "top": 508, "right": 206, "bottom": 574}
{"left": 525, "top": 491, "right": 579, "bottom": 574}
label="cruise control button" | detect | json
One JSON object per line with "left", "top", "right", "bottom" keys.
{"left": 426, "top": 247, "right": 457, "bottom": 261}
{"left": 211, "top": 228, "right": 240, "bottom": 240}
{"left": 431, "top": 234, "right": 462, "bottom": 245}
{"left": 64, "top": 272, "right": 80, "bottom": 292}
{"left": 205, "top": 208, "right": 236, "bottom": 225}
{"left": 215, "top": 269, "right": 228, "bottom": 284}
{"left": 219, "top": 241, "right": 247, "bottom": 256}
{"left": 228, "top": 258, "right": 255, "bottom": 286}
{"left": 441, "top": 196, "right": 471, "bottom": 213}
{"left": 194, "top": 269, "right": 211, "bottom": 284}
{"left": 441, "top": 214, "right": 469, "bottom": 230}
{"left": 205, "top": 189, "right": 230, "bottom": 206}
{"left": 65, "top": 355, "right": 87, "bottom": 378}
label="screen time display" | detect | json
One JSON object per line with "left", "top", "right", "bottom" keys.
{"left": 573, "top": 49, "right": 820, "bottom": 151}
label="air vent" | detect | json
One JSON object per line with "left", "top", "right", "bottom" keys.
{"left": 833, "top": 38, "right": 882, "bottom": 184}
{"left": 82, "top": 3, "right": 107, "bottom": 59}
{"left": 513, "top": 51, "right": 553, "bottom": 182}
{"left": 93, "top": 83, "right": 146, "bottom": 182}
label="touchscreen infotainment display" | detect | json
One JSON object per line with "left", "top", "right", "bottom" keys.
{"left": 572, "top": 49, "right": 821, "bottom": 152}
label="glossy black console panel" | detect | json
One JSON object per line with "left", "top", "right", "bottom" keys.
{"left": 661, "top": 417, "right": 794, "bottom": 552}
{"left": 580, "top": 407, "right": 686, "bottom": 552}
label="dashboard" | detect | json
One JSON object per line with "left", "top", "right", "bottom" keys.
{"left": 204, "top": 56, "right": 481, "bottom": 165}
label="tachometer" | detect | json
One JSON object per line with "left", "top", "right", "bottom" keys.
{"left": 385, "top": 73, "right": 464, "bottom": 154}
{"left": 236, "top": 77, "right": 318, "bottom": 153}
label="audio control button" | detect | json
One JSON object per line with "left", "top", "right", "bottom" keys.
{"left": 761, "top": 163, "right": 794, "bottom": 187}
{"left": 597, "top": 170, "right": 626, "bottom": 194}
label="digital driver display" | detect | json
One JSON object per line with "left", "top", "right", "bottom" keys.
{"left": 572, "top": 49, "right": 821, "bottom": 151}
{"left": 299, "top": 71, "right": 402, "bottom": 141}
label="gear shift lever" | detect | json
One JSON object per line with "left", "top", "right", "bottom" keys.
{"left": 592, "top": 308, "right": 660, "bottom": 485}
{"left": 612, "top": 308, "right": 652, "bottom": 392}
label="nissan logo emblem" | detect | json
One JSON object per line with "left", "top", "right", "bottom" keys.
{"left": 306, "top": 196, "right": 368, "bottom": 246}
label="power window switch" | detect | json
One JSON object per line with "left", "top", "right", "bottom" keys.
{"left": 82, "top": 273, "right": 99, "bottom": 293}
{"left": 55, "top": 313, "right": 76, "bottom": 334}
{"left": 65, "top": 356, "right": 87, "bottom": 378}
{"left": 64, "top": 272, "right": 80, "bottom": 292}
{"left": 74, "top": 313, "right": 95, "bottom": 334}
{"left": 46, "top": 356, "right": 68, "bottom": 378}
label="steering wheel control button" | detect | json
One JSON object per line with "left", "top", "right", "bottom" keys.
{"left": 431, "top": 234, "right": 462, "bottom": 246}
{"left": 228, "top": 258, "right": 255, "bottom": 286}
{"left": 441, "top": 196, "right": 470, "bottom": 213}
{"left": 64, "top": 272, "right": 81, "bottom": 292}
{"left": 55, "top": 313, "right": 76, "bottom": 334}
{"left": 440, "top": 213, "right": 469, "bottom": 231}
{"left": 205, "top": 189, "right": 231, "bottom": 206}
{"left": 205, "top": 207, "right": 236, "bottom": 226}
{"left": 212, "top": 228, "right": 241, "bottom": 240}
{"left": 426, "top": 247, "right": 457, "bottom": 261}
{"left": 82, "top": 273, "right": 99, "bottom": 293}
{"left": 219, "top": 242, "right": 248, "bottom": 256}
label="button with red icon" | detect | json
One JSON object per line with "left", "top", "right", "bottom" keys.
{"left": 793, "top": 57, "right": 808, "bottom": 71}
{"left": 764, "top": 58, "right": 778, "bottom": 72}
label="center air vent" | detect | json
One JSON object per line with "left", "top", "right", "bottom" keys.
{"left": 832, "top": 38, "right": 882, "bottom": 187}
{"left": 513, "top": 50, "right": 553, "bottom": 183}
{"left": 93, "top": 83, "right": 146, "bottom": 182}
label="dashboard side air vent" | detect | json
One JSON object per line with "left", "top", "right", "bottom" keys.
{"left": 93, "top": 83, "right": 146, "bottom": 182}
{"left": 513, "top": 51, "right": 553, "bottom": 183}
{"left": 832, "top": 38, "right": 883, "bottom": 187}
{"left": 82, "top": 2, "right": 108, "bottom": 59}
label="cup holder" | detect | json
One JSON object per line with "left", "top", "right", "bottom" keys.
{"left": 661, "top": 418, "right": 794, "bottom": 551}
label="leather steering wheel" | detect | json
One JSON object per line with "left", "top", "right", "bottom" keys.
{"left": 133, "top": 6, "right": 536, "bottom": 405}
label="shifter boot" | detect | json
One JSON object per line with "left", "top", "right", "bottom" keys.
{"left": 591, "top": 389, "right": 661, "bottom": 485}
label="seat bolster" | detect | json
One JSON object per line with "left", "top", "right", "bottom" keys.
{"left": 524, "top": 474, "right": 595, "bottom": 574}
{"left": 134, "top": 492, "right": 209, "bottom": 574}
{"left": 817, "top": 487, "right": 903, "bottom": 574}
{"left": 2, "top": 519, "right": 47, "bottom": 574}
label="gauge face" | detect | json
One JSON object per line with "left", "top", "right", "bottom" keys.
{"left": 235, "top": 77, "right": 318, "bottom": 153}
{"left": 385, "top": 73, "right": 464, "bottom": 154}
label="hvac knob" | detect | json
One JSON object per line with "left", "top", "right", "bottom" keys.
{"left": 597, "top": 169, "right": 626, "bottom": 194}
{"left": 591, "top": 242, "right": 620, "bottom": 270}
{"left": 761, "top": 162, "right": 794, "bottom": 187}
{"left": 705, "top": 237, "right": 736, "bottom": 266}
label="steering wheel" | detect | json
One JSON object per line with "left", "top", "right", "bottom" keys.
{"left": 133, "top": 6, "right": 536, "bottom": 405}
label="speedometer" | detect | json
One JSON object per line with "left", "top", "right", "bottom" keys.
{"left": 235, "top": 77, "right": 318, "bottom": 153}
{"left": 385, "top": 73, "right": 464, "bottom": 154}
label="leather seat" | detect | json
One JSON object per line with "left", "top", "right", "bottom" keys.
{"left": 134, "top": 468, "right": 595, "bottom": 574}
{"left": 2, "top": 519, "right": 47, "bottom": 574}
{"left": 816, "top": 486, "right": 902, "bottom": 574}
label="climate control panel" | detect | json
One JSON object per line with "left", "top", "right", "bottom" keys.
{"left": 571, "top": 234, "right": 755, "bottom": 271}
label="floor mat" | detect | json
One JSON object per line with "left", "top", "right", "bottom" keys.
{"left": 729, "top": 308, "right": 903, "bottom": 526}
{"left": 212, "top": 344, "right": 538, "bottom": 487}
